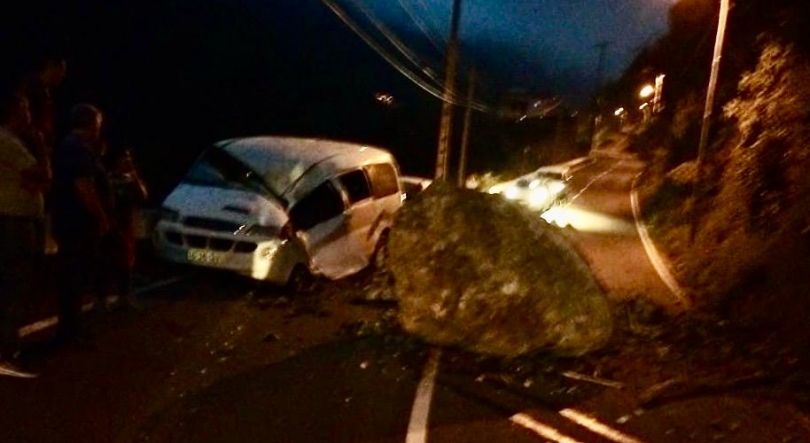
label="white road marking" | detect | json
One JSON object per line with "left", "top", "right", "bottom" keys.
{"left": 406, "top": 348, "right": 441, "bottom": 443}
{"left": 510, "top": 413, "right": 585, "bottom": 443}
{"left": 559, "top": 409, "right": 648, "bottom": 443}
{"left": 511, "top": 409, "right": 650, "bottom": 443}
{"left": 630, "top": 174, "right": 691, "bottom": 307}
{"left": 18, "top": 274, "right": 190, "bottom": 338}
{"left": 568, "top": 163, "right": 621, "bottom": 203}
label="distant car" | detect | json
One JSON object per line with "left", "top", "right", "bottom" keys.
{"left": 153, "top": 136, "right": 403, "bottom": 288}
{"left": 399, "top": 176, "right": 432, "bottom": 200}
{"left": 532, "top": 165, "right": 573, "bottom": 183}
{"left": 489, "top": 165, "right": 572, "bottom": 211}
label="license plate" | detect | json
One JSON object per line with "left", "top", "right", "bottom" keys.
{"left": 187, "top": 249, "right": 225, "bottom": 264}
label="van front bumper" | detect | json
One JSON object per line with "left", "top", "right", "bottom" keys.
{"left": 154, "top": 223, "right": 304, "bottom": 284}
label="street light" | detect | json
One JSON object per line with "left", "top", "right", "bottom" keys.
{"left": 690, "top": 0, "right": 731, "bottom": 242}
{"left": 639, "top": 84, "right": 655, "bottom": 99}
{"left": 653, "top": 74, "right": 666, "bottom": 113}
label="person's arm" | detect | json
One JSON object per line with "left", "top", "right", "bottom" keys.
{"left": 20, "top": 162, "right": 51, "bottom": 194}
{"left": 120, "top": 151, "right": 148, "bottom": 202}
{"left": 74, "top": 177, "right": 110, "bottom": 235}
{"left": 128, "top": 166, "right": 148, "bottom": 202}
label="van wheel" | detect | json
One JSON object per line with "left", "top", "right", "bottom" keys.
{"left": 370, "top": 232, "right": 390, "bottom": 271}
{"left": 286, "top": 265, "right": 315, "bottom": 295}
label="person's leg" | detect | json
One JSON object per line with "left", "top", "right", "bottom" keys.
{"left": 95, "top": 234, "right": 116, "bottom": 310}
{"left": 55, "top": 234, "right": 85, "bottom": 342}
{"left": 0, "top": 218, "right": 27, "bottom": 358}
{"left": 0, "top": 218, "right": 40, "bottom": 378}
{"left": 119, "top": 233, "right": 141, "bottom": 309}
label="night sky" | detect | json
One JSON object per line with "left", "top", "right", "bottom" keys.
{"left": 332, "top": 0, "right": 676, "bottom": 103}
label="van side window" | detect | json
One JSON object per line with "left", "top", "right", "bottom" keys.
{"left": 366, "top": 163, "right": 399, "bottom": 198}
{"left": 338, "top": 169, "right": 372, "bottom": 204}
{"left": 289, "top": 181, "right": 345, "bottom": 230}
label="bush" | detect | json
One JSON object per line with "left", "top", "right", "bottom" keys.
{"left": 646, "top": 38, "right": 810, "bottom": 305}
{"left": 723, "top": 39, "right": 810, "bottom": 232}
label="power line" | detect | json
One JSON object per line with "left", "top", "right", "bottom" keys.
{"left": 348, "top": 0, "right": 445, "bottom": 90}
{"left": 347, "top": 0, "right": 493, "bottom": 112}
{"left": 395, "top": 0, "right": 446, "bottom": 53}
{"left": 318, "top": 0, "right": 492, "bottom": 112}
{"left": 348, "top": 0, "right": 493, "bottom": 111}
{"left": 412, "top": 0, "right": 450, "bottom": 46}
{"left": 318, "top": 0, "right": 451, "bottom": 102}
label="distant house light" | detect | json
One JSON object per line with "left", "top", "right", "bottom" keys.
{"left": 614, "top": 108, "right": 625, "bottom": 116}
{"left": 374, "top": 92, "right": 395, "bottom": 105}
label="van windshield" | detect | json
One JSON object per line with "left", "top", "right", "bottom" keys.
{"left": 183, "top": 148, "right": 286, "bottom": 207}
{"left": 536, "top": 171, "right": 566, "bottom": 181}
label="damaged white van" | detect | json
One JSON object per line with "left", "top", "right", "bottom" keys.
{"left": 153, "top": 136, "right": 403, "bottom": 288}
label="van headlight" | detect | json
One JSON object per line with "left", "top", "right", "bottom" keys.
{"left": 259, "top": 239, "right": 282, "bottom": 258}
{"left": 243, "top": 224, "right": 279, "bottom": 237}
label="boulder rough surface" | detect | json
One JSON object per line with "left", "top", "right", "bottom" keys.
{"left": 389, "top": 182, "right": 613, "bottom": 357}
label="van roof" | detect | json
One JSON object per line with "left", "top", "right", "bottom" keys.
{"left": 215, "top": 136, "right": 396, "bottom": 202}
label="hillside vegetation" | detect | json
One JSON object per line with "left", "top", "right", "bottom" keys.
{"left": 612, "top": 0, "right": 810, "bottom": 307}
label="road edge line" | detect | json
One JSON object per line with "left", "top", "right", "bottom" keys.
{"left": 630, "top": 174, "right": 690, "bottom": 307}
{"left": 406, "top": 348, "right": 441, "bottom": 443}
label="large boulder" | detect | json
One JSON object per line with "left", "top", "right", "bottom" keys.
{"left": 389, "top": 182, "right": 613, "bottom": 357}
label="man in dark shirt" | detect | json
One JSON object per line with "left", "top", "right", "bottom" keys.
{"left": 52, "top": 103, "right": 110, "bottom": 346}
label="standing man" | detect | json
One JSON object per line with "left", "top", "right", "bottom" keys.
{"left": 52, "top": 103, "right": 110, "bottom": 347}
{"left": 0, "top": 89, "right": 48, "bottom": 378}
{"left": 23, "top": 54, "right": 67, "bottom": 256}
{"left": 22, "top": 53, "right": 67, "bottom": 175}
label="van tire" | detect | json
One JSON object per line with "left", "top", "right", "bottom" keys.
{"left": 286, "top": 265, "right": 315, "bottom": 295}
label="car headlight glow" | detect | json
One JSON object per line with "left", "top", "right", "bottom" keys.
{"left": 504, "top": 186, "right": 521, "bottom": 200}
{"left": 528, "top": 187, "right": 549, "bottom": 206}
{"left": 548, "top": 181, "right": 566, "bottom": 195}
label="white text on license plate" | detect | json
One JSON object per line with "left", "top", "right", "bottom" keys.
{"left": 188, "top": 249, "right": 224, "bottom": 264}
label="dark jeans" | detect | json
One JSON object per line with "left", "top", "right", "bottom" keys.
{"left": 54, "top": 227, "right": 101, "bottom": 341}
{"left": 97, "top": 233, "right": 134, "bottom": 298}
{"left": 0, "top": 216, "right": 43, "bottom": 356}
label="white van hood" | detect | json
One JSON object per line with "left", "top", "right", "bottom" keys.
{"left": 163, "top": 183, "right": 288, "bottom": 228}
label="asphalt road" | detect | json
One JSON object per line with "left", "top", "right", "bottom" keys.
{"left": 554, "top": 151, "right": 688, "bottom": 312}
{"left": 1, "top": 269, "right": 581, "bottom": 443}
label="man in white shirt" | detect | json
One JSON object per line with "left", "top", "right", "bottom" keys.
{"left": 0, "top": 90, "right": 48, "bottom": 378}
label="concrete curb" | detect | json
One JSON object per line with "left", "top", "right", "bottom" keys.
{"left": 630, "top": 173, "right": 691, "bottom": 308}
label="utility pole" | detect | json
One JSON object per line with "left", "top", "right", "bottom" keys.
{"left": 434, "top": 0, "right": 462, "bottom": 182}
{"left": 690, "top": 0, "right": 731, "bottom": 243}
{"left": 590, "top": 42, "right": 609, "bottom": 150}
{"left": 457, "top": 69, "right": 476, "bottom": 187}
